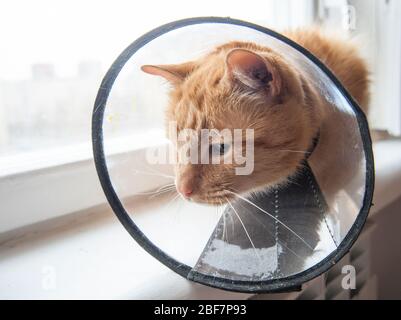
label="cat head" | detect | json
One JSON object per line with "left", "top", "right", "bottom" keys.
{"left": 142, "top": 42, "right": 320, "bottom": 205}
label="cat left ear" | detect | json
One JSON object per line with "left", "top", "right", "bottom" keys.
{"left": 141, "top": 62, "right": 195, "bottom": 85}
{"left": 226, "top": 49, "right": 281, "bottom": 96}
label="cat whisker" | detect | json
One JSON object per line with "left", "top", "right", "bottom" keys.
{"left": 226, "top": 197, "right": 262, "bottom": 263}
{"left": 219, "top": 200, "right": 228, "bottom": 243}
{"left": 278, "top": 240, "right": 304, "bottom": 262}
{"left": 227, "top": 190, "right": 314, "bottom": 251}
{"left": 164, "top": 192, "right": 181, "bottom": 209}
{"left": 153, "top": 183, "right": 176, "bottom": 192}
{"left": 131, "top": 188, "right": 175, "bottom": 196}
{"left": 148, "top": 185, "right": 177, "bottom": 199}
{"left": 132, "top": 183, "right": 175, "bottom": 197}
{"left": 232, "top": 199, "right": 306, "bottom": 262}
{"left": 277, "top": 149, "right": 312, "bottom": 155}
{"left": 223, "top": 200, "right": 236, "bottom": 238}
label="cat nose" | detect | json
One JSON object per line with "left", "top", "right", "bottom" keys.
{"left": 177, "top": 179, "right": 194, "bottom": 198}
{"left": 178, "top": 184, "right": 193, "bottom": 198}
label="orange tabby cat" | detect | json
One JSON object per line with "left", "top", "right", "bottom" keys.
{"left": 141, "top": 28, "right": 369, "bottom": 205}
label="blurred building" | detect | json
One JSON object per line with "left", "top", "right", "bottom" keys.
{"left": 0, "top": 61, "right": 103, "bottom": 155}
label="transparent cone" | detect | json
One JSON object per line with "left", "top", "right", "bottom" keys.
{"left": 95, "top": 18, "right": 373, "bottom": 291}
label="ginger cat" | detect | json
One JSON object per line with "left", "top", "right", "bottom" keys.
{"left": 142, "top": 28, "right": 370, "bottom": 205}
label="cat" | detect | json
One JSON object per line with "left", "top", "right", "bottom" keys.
{"left": 141, "top": 28, "right": 370, "bottom": 206}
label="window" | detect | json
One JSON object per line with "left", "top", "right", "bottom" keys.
{"left": 351, "top": 0, "right": 401, "bottom": 136}
{"left": 0, "top": 0, "right": 316, "bottom": 233}
{"left": 0, "top": 0, "right": 315, "bottom": 158}
{"left": 319, "top": 0, "right": 401, "bottom": 136}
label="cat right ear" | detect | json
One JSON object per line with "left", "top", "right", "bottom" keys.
{"left": 226, "top": 49, "right": 281, "bottom": 96}
{"left": 141, "top": 62, "right": 195, "bottom": 85}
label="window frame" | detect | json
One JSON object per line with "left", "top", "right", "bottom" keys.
{"left": 0, "top": 1, "right": 317, "bottom": 235}
{"left": 0, "top": 135, "right": 170, "bottom": 234}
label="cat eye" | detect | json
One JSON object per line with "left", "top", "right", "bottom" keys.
{"left": 210, "top": 143, "right": 230, "bottom": 156}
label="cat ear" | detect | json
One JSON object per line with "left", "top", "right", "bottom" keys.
{"left": 226, "top": 49, "right": 281, "bottom": 96}
{"left": 141, "top": 62, "right": 195, "bottom": 85}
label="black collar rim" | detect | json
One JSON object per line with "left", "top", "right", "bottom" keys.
{"left": 91, "top": 16, "right": 375, "bottom": 294}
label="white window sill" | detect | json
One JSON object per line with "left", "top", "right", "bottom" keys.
{"left": 0, "top": 195, "right": 250, "bottom": 300}
{"left": 0, "top": 139, "right": 400, "bottom": 299}
{"left": 370, "top": 139, "right": 401, "bottom": 215}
